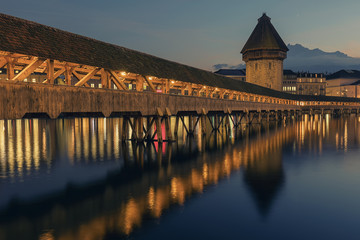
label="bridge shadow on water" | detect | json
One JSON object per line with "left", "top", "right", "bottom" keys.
{"left": 0, "top": 115, "right": 357, "bottom": 240}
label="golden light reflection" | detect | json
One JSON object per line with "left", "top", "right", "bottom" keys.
{"left": 122, "top": 198, "right": 141, "bottom": 235}
{"left": 39, "top": 231, "right": 55, "bottom": 240}
{"left": 0, "top": 121, "right": 5, "bottom": 177}
{"left": 1, "top": 116, "right": 359, "bottom": 239}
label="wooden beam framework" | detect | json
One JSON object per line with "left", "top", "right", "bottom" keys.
{"left": 0, "top": 51, "right": 359, "bottom": 108}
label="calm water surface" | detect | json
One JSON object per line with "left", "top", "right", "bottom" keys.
{"left": 0, "top": 116, "right": 360, "bottom": 240}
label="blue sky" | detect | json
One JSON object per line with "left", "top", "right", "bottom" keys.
{"left": 2, "top": 0, "right": 360, "bottom": 70}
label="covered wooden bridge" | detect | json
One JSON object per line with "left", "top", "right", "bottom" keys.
{"left": 0, "top": 13, "right": 359, "bottom": 141}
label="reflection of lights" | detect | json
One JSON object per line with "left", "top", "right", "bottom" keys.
{"left": 39, "top": 231, "right": 55, "bottom": 240}
{"left": 0, "top": 120, "right": 5, "bottom": 176}
{"left": 344, "top": 121, "right": 348, "bottom": 152}
{"left": 148, "top": 187, "right": 155, "bottom": 210}
{"left": 16, "top": 119, "right": 23, "bottom": 177}
{"left": 33, "top": 119, "right": 40, "bottom": 171}
{"left": 123, "top": 198, "right": 141, "bottom": 235}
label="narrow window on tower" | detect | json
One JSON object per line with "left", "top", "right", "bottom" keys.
{"left": 269, "top": 63, "right": 271, "bottom": 69}
{"left": 255, "top": 63, "right": 258, "bottom": 70}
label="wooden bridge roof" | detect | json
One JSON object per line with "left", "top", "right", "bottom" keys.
{"left": 0, "top": 13, "right": 358, "bottom": 103}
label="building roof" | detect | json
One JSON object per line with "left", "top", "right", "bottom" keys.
{"left": 0, "top": 13, "right": 358, "bottom": 103}
{"left": 214, "top": 69, "right": 246, "bottom": 76}
{"left": 327, "top": 70, "right": 360, "bottom": 80}
{"left": 241, "top": 13, "right": 288, "bottom": 54}
{"left": 283, "top": 70, "right": 297, "bottom": 76}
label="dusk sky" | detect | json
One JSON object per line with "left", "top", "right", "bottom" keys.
{"left": 3, "top": 0, "right": 360, "bottom": 70}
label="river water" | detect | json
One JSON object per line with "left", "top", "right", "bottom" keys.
{"left": 0, "top": 115, "right": 359, "bottom": 240}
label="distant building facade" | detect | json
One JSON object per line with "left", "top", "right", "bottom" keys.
{"left": 282, "top": 70, "right": 297, "bottom": 94}
{"left": 326, "top": 70, "right": 360, "bottom": 98}
{"left": 282, "top": 70, "right": 326, "bottom": 96}
{"left": 214, "top": 69, "right": 246, "bottom": 81}
{"left": 297, "top": 73, "right": 326, "bottom": 95}
{"left": 241, "top": 13, "right": 288, "bottom": 91}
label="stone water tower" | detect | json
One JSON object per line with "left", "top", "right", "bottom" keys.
{"left": 241, "top": 13, "right": 288, "bottom": 91}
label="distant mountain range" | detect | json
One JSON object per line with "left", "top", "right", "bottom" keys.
{"left": 213, "top": 44, "right": 360, "bottom": 73}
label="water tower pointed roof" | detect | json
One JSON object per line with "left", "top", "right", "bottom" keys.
{"left": 241, "top": 13, "right": 288, "bottom": 53}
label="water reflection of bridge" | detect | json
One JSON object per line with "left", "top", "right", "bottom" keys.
{"left": 2, "top": 117, "right": 358, "bottom": 239}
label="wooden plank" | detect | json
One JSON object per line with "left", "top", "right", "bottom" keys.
{"left": 136, "top": 76, "right": 144, "bottom": 91}
{"left": 53, "top": 67, "right": 65, "bottom": 80}
{"left": 109, "top": 70, "right": 128, "bottom": 90}
{"left": 72, "top": 70, "right": 91, "bottom": 87}
{"left": 12, "top": 58, "right": 45, "bottom": 81}
{"left": 100, "top": 69, "right": 109, "bottom": 89}
{"left": 65, "top": 65, "right": 73, "bottom": 85}
{"left": 6, "top": 59, "right": 14, "bottom": 80}
{"left": 74, "top": 67, "right": 100, "bottom": 87}
{"left": 47, "top": 59, "right": 55, "bottom": 84}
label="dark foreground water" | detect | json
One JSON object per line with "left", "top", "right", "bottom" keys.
{"left": 0, "top": 115, "right": 360, "bottom": 240}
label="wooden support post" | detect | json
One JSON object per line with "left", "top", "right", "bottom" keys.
{"left": 164, "top": 108, "right": 173, "bottom": 141}
{"left": 164, "top": 79, "right": 170, "bottom": 94}
{"left": 47, "top": 59, "right": 55, "bottom": 84}
{"left": 101, "top": 68, "right": 109, "bottom": 89}
{"left": 155, "top": 117, "right": 162, "bottom": 142}
{"left": 201, "top": 108, "right": 207, "bottom": 135}
{"left": 65, "top": 65, "right": 72, "bottom": 85}
{"left": 137, "top": 116, "right": 144, "bottom": 142}
{"left": 6, "top": 59, "right": 14, "bottom": 80}
{"left": 174, "top": 115, "right": 180, "bottom": 137}
{"left": 225, "top": 108, "right": 231, "bottom": 131}
{"left": 189, "top": 115, "right": 194, "bottom": 135}
{"left": 188, "top": 84, "right": 193, "bottom": 96}
{"left": 129, "top": 117, "right": 137, "bottom": 140}
{"left": 181, "top": 85, "right": 186, "bottom": 95}
{"left": 156, "top": 108, "right": 163, "bottom": 142}
{"left": 136, "top": 76, "right": 144, "bottom": 91}
{"left": 145, "top": 117, "right": 154, "bottom": 141}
